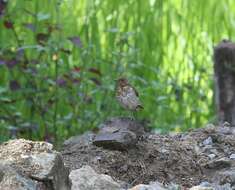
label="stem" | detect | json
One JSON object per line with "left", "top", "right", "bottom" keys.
{"left": 53, "top": 59, "right": 58, "bottom": 142}
{"left": 53, "top": 0, "right": 63, "bottom": 143}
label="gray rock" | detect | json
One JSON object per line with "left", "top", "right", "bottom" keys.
{"left": 93, "top": 130, "right": 137, "bottom": 150}
{"left": 198, "top": 182, "right": 233, "bottom": 190}
{"left": 215, "top": 127, "right": 232, "bottom": 135}
{"left": 128, "top": 181, "right": 167, "bottom": 190}
{"left": 229, "top": 154, "right": 235, "bottom": 160}
{"left": 202, "top": 145, "right": 213, "bottom": 152}
{"left": 215, "top": 183, "right": 233, "bottom": 190}
{"left": 208, "top": 154, "right": 216, "bottom": 160}
{"left": 189, "top": 186, "right": 213, "bottom": 190}
{"left": 216, "top": 168, "right": 235, "bottom": 186}
{"left": 203, "top": 136, "right": 213, "bottom": 146}
{"left": 0, "top": 139, "right": 71, "bottom": 190}
{"left": 222, "top": 122, "right": 231, "bottom": 128}
{"left": 93, "top": 117, "right": 145, "bottom": 150}
{"left": 189, "top": 182, "right": 217, "bottom": 190}
{"left": 199, "top": 182, "right": 214, "bottom": 188}
{"left": 204, "top": 157, "right": 232, "bottom": 169}
{"left": 63, "top": 131, "right": 95, "bottom": 148}
{"left": 210, "top": 149, "right": 219, "bottom": 155}
{"left": 69, "top": 165, "right": 122, "bottom": 190}
{"left": 0, "top": 164, "right": 39, "bottom": 190}
{"left": 167, "top": 183, "right": 181, "bottom": 190}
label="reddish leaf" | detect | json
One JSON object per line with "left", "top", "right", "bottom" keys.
{"left": 0, "top": 1, "right": 7, "bottom": 17}
{"left": 16, "top": 49, "right": 24, "bottom": 60}
{"left": 0, "top": 59, "right": 5, "bottom": 65}
{"left": 73, "top": 66, "right": 81, "bottom": 72}
{"left": 6, "top": 59, "right": 18, "bottom": 69}
{"left": 9, "top": 80, "right": 21, "bottom": 91}
{"left": 90, "top": 78, "right": 101, "bottom": 86}
{"left": 27, "top": 59, "right": 38, "bottom": 65}
{"left": 88, "top": 68, "right": 102, "bottom": 76}
{"left": 83, "top": 95, "right": 93, "bottom": 104}
{"left": 68, "top": 36, "right": 82, "bottom": 48}
{"left": 48, "top": 98, "right": 55, "bottom": 105}
{"left": 56, "top": 77, "right": 67, "bottom": 87}
{"left": 72, "top": 78, "right": 81, "bottom": 84}
{"left": 4, "top": 20, "right": 13, "bottom": 29}
{"left": 63, "top": 73, "right": 81, "bottom": 84}
{"left": 63, "top": 74, "right": 71, "bottom": 80}
{"left": 36, "top": 33, "right": 49, "bottom": 45}
{"left": 60, "top": 48, "right": 71, "bottom": 54}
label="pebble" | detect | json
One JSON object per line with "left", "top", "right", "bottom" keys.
{"left": 229, "top": 154, "right": 235, "bottom": 160}
{"left": 199, "top": 181, "right": 212, "bottom": 187}
{"left": 189, "top": 186, "right": 213, "bottom": 190}
{"left": 208, "top": 154, "right": 216, "bottom": 160}
{"left": 202, "top": 136, "right": 213, "bottom": 146}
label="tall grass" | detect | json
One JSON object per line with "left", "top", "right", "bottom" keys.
{"left": 0, "top": 0, "right": 234, "bottom": 144}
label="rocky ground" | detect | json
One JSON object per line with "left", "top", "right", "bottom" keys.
{"left": 62, "top": 118, "right": 235, "bottom": 189}
{"left": 1, "top": 117, "right": 235, "bottom": 190}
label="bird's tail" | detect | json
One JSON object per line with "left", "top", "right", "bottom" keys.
{"left": 136, "top": 104, "right": 144, "bottom": 110}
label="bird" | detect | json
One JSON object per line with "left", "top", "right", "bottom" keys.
{"left": 115, "top": 77, "right": 143, "bottom": 118}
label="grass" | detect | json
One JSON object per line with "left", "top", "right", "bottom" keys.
{"left": 0, "top": 0, "right": 234, "bottom": 145}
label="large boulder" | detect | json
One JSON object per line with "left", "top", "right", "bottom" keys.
{"left": 0, "top": 139, "right": 71, "bottom": 190}
{"left": 69, "top": 165, "right": 122, "bottom": 190}
{"left": 0, "top": 164, "right": 39, "bottom": 190}
{"left": 92, "top": 117, "right": 145, "bottom": 150}
{"left": 128, "top": 182, "right": 167, "bottom": 190}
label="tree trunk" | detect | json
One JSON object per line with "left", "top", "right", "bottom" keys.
{"left": 214, "top": 40, "right": 235, "bottom": 126}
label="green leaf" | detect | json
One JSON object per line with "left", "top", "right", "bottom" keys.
{"left": 0, "top": 97, "right": 11, "bottom": 103}
{"left": 37, "top": 12, "right": 51, "bottom": 21}
{"left": 0, "top": 87, "right": 7, "bottom": 94}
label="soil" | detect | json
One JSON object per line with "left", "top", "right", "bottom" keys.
{"left": 61, "top": 124, "right": 235, "bottom": 188}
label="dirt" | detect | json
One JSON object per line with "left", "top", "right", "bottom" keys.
{"left": 61, "top": 124, "right": 235, "bottom": 188}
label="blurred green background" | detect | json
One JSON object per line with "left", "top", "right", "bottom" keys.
{"left": 0, "top": 0, "right": 233, "bottom": 145}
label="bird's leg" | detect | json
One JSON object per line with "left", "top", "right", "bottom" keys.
{"left": 130, "top": 111, "right": 135, "bottom": 121}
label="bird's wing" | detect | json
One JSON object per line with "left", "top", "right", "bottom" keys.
{"left": 120, "top": 86, "right": 143, "bottom": 110}
{"left": 126, "top": 87, "right": 141, "bottom": 103}
{"left": 129, "top": 85, "right": 139, "bottom": 97}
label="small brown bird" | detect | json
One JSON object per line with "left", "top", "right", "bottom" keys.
{"left": 115, "top": 77, "right": 143, "bottom": 114}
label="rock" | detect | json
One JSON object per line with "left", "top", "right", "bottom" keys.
{"left": 202, "top": 145, "right": 213, "bottom": 153}
{"left": 204, "top": 157, "right": 232, "bottom": 169}
{"left": 189, "top": 186, "right": 213, "bottom": 190}
{"left": 0, "top": 139, "right": 71, "bottom": 190}
{"left": 210, "top": 149, "right": 219, "bottom": 155}
{"left": 63, "top": 131, "right": 95, "bottom": 148}
{"left": 167, "top": 183, "right": 181, "bottom": 190}
{"left": 203, "top": 137, "right": 213, "bottom": 146}
{"left": 208, "top": 154, "right": 216, "bottom": 160}
{"left": 62, "top": 123, "right": 235, "bottom": 188}
{"left": 93, "top": 117, "right": 145, "bottom": 150}
{"left": 0, "top": 164, "right": 39, "bottom": 190}
{"left": 128, "top": 182, "right": 167, "bottom": 190}
{"left": 69, "top": 165, "right": 122, "bottom": 190}
{"left": 93, "top": 130, "right": 137, "bottom": 150}
{"left": 229, "top": 154, "right": 235, "bottom": 160}
{"left": 215, "top": 127, "right": 232, "bottom": 135}
{"left": 62, "top": 132, "right": 95, "bottom": 155}
{"left": 197, "top": 181, "right": 233, "bottom": 190}
{"left": 199, "top": 181, "right": 213, "bottom": 187}
{"left": 217, "top": 183, "right": 233, "bottom": 190}
{"left": 216, "top": 168, "right": 235, "bottom": 186}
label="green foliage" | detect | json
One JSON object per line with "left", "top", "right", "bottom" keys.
{"left": 0, "top": 0, "right": 233, "bottom": 144}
